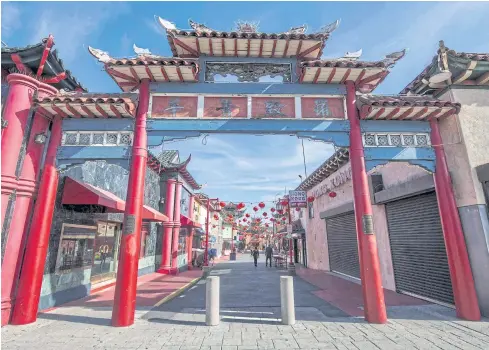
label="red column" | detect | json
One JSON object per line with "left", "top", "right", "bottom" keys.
{"left": 187, "top": 195, "right": 195, "bottom": 270}
{"left": 1, "top": 81, "right": 57, "bottom": 325}
{"left": 10, "top": 115, "right": 62, "bottom": 325}
{"left": 345, "top": 80, "right": 387, "bottom": 324}
{"left": 1, "top": 74, "right": 38, "bottom": 232}
{"left": 171, "top": 181, "right": 183, "bottom": 271}
{"left": 430, "top": 119, "right": 481, "bottom": 321}
{"left": 187, "top": 228, "right": 194, "bottom": 270}
{"left": 159, "top": 178, "right": 176, "bottom": 273}
{"left": 111, "top": 79, "right": 150, "bottom": 327}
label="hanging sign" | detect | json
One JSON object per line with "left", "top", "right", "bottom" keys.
{"left": 286, "top": 224, "right": 293, "bottom": 234}
{"left": 289, "top": 190, "right": 307, "bottom": 208}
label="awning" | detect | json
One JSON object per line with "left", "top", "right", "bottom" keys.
{"left": 62, "top": 177, "right": 168, "bottom": 222}
{"left": 180, "top": 214, "right": 202, "bottom": 228}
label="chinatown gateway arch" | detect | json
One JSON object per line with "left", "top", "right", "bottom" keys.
{"left": 1, "top": 16, "right": 483, "bottom": 327}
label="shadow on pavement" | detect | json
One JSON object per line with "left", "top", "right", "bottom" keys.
{"left": 37, "top": 312, "right": 111, "bottom": 326}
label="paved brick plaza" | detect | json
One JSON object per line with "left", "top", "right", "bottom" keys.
{"left": 2, "top": 254, "right": 489, "bottom": 349}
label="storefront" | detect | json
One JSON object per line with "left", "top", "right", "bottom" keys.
{"left": 299, "top": 151, "right": 456, "bottom": 306}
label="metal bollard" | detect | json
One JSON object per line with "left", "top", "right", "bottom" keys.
{"left": 280, "top": 276, "right": 296, "bottom": 325}
{"left": 206, "top": 276, "right": 220, "bottom": 326}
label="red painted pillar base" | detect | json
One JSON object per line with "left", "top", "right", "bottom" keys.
{"left": 171, "top": 181, "right": 182, "bottom": 271}
{"left": 187, "top": 229, "right": 194, "bottom": 270}
{"left": 346, "top": 81, "right": 387, "bottom": 324}
{"left": 159, "top": 223, "right": 175, "bottom": 274}
{"left": 111, "top": 79, "right": 150, "bottom": 327}
{"left": 430, "top": 119, "right": 480, "bottom": 321}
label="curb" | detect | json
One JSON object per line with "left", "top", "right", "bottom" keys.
{"left": 153, "top": 275, "right": 203, "bottom": 308}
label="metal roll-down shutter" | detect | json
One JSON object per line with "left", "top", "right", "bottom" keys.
{"left": 326, "top": 212, "right": 360, "bottom": 279}
{"left": 386, "top": 192, "right": 454, "bottom": 305}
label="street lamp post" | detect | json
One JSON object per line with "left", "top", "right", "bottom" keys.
{"left": 286, "top": 197, "right": 294, "bottom": 266}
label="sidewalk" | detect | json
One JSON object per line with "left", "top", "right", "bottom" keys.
{"left": 2, "top": 255, "right": 489, "bottom": 350}
{"left": 296, "top": 266, "right": 429, "bottom": 317}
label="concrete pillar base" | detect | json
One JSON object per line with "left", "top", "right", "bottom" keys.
{"left": 157, "top": 267, "right": 178, "bottom": 275}
{"left": 205, "top": 276, "right": 220, "bottom": 326}
{"left": 280, "top": 276, "right": 295, "bottom": 325}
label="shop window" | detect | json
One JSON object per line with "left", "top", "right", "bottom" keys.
{"left": 178, "top": 228, "right": 188, "bottom": 255}
{"left": 55, "top": 224, "right": 97, "bottom": 273}
{"left": 308, "top": 204, "right": 314, "bottom": 219}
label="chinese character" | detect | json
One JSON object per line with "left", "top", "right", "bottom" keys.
{"left": 219, "top": 98, "right": 236, "bottom": 118}
{"left": 164, "top": 98, "right": 184, "bottom": 117}
{"left": 265, "top": 101, "right": 285, "bottom": 117}
{"left": 314, "top": 99, "right": 330, "bottom": 117}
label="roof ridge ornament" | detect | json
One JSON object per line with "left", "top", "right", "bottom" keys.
{"left": 157, "top": 17, "right": 177, "bottom": 31}
{"left": 133, "top": 43, "right": 152, "bottom": 56}
{"left": 342, "top": 48, "right": 363, "bottom": 60}
{"left": 285, "top": 25, "right": 307, "bottom": 35}
{"left": 382, "top": 48, "right": 408, "bottom": 68}
{"left": 189, "top": 19, "right": 214, "bottom": 34}
{"left": 235, "top": 20, "right": 259, "bottom": 33}
{"left": 316, "top": 19, "right": 340, "bottom": 35}
{"left": 88, "top": 46, "right": 112, "bottom": 63}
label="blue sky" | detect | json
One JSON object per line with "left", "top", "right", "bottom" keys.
{"left": 2, "top": 1, "right": 489, "bottom": 209}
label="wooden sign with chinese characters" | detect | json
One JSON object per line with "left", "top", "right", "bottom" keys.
{"left": 203, "top": 97, "right": 247, "bottom": 118}
{"left": 301, "top": 97, "right": 345, "bottom": 119}
{"left": 151, "top": 96, "right": 198, "bottom": 118}
{"left": 252, "top": 97, "right": 295, "bottom": 118}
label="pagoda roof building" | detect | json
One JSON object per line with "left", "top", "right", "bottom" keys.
{"left": 400, "top": 41, "right": 489, "bottom": 96}
{"left": 1, "top": 35, "right": 86, "bottom": 92}
{"left": 147, "top": 150, "right": 201, "bottom": 190}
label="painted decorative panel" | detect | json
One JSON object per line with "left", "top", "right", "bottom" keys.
{"left": 151, "top": 96, "right": 198, "bottom": 118}
{"left": 61, "top": 131, "right": 133, "bottom": 146}
{"left": 301, "top": 97, "right": 345, "bottom": 119}
{"left": 252, "top": 97, "right": 295, "bottom": 118}
{"left": 363, "top": 133, "right": 431, "bottom": 147}
{"left": 203, "top": 97, "right": 247, "bottom": 118}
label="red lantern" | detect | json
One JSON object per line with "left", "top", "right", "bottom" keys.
{"left": 265, "top": 224, "right": 269, "bottom": 228}
{"left": 245, "top": 213, "right": 250, "bottom": 218}
{"left": 219, "top": 201, "right": 226, "bottom": 208}
{"left": 212, "top": 225, "right": 216, "bottom": 228}
{"left": 329, "top": 191, "right": 337, "bottom": 198}
{"left": 258, "top": 202, "right": 265, "bottom": 208}
{"left": 237, "top": 202, "right": 245, "bottom": 209}
{"left": 278, "top": 209, "right": 284, "bottom": 215}
{"left": 262, "top": 212, "right": 267, "bottom": 217}
{"left": 256, "top": 218, "right": 261, "bottom": 223}
{"left": 295, "top": 207, "right": 301, "bottom": 212}
{"left": 281, "top": 199, "right": 288, "bottom": 206}
{"left": 282, "top": 217, "right": 286, "bottom": 221}
{"left": 253, "top": 206, "right": 259, "bottom": 212}
{"left": 307, "top": 196, "right": 315, "bottom": 203}
{"left": 213, "top": 214, "right": 219, "bottom": 220}
{"left": 270, "top": 208, "right": 275, "bottom": 213}
{"left": 243, "top": 218, "right": 247, "bottom": 222}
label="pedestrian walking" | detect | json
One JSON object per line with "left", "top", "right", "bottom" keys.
{"left": 265, "top": 245, "right": 273, "bottom": 267}
{"left": 252, "top": 247, "right": 259, "bottom": 267}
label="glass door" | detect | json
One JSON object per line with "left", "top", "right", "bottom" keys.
{"left": 91, "top": 222, "right": 121, "bottom": 284}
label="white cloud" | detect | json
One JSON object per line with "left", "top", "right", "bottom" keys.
{"left": 29, "top": 3, "right": 129, "bottom": 64}
{"left": 120, "top": 33, "right": 132, "bottom": 56}
{"left": 168, "top": 134, "right": 335, "bottom": 204}
{"left": 1, "top": 3, "right": 21, "bottom": 38}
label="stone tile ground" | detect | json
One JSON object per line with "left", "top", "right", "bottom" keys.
{"left": 2, "top": 254, "right": 488, "bottom": 349}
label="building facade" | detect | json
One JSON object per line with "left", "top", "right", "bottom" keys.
{"left": 299, "top": 47, "right": 489, "bottom": 313}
